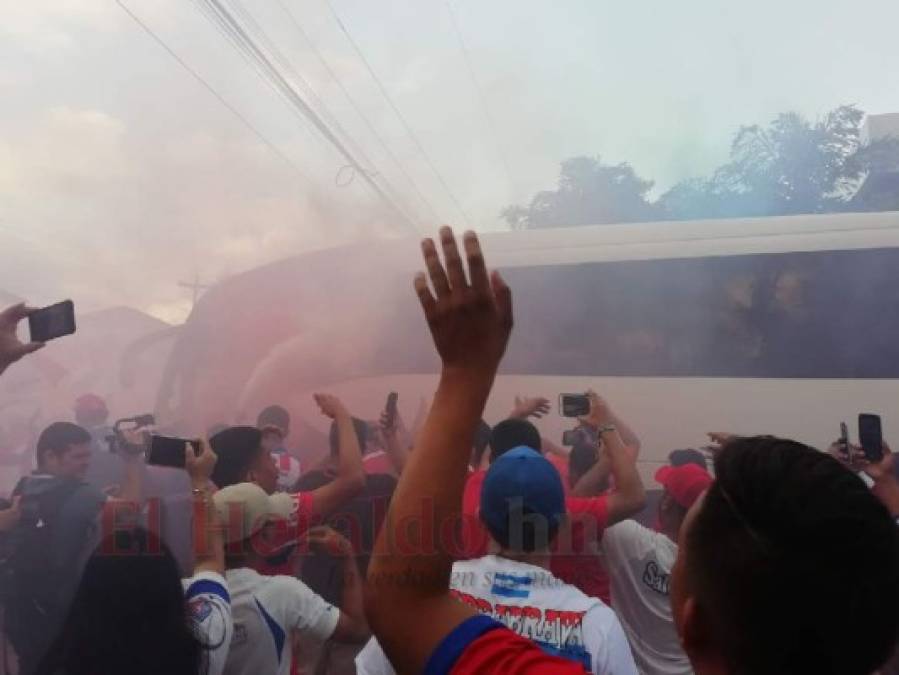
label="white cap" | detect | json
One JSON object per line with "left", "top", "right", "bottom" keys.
{"left": 212, "top": 483, "right": 295, "bottom": 544}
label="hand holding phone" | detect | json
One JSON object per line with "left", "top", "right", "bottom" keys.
{"left": 0, "top": 303, "right": 46, "bottom": 374}
{"left": 147, "top": 435, "right": 202, "bottom": 469}
{"left": 28, "top": 300, "right": 76, "bottom": 343}
{"left": 859, "top": 414, "right": 884, "bottom": 463}
{"left": 559, "top": 394, "right": 591, "bottom": 418}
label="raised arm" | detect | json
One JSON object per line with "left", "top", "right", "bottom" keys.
{"left": 581, "top": 392, "right": 645, "bottom": 524}
{"left": 307, "top": 526, "right": 369, "bottom": 643}
{"left": 366, "top": 228, "right": 513, "bottom": 674}
{"left": 307, "top": 394, "right": 365, "bottom": 518}
{"left": 571, "top": 449, "right": 612, "bottom": 497}
{"left": 185, "top": 439, "right": 224, "bottom": 575}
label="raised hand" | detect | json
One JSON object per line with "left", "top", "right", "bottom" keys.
{"left": 510, "top": 395, "right": 551, "bottom": 420}
{"left": 185, "top": 438, "right": 217, "bottom": 486}
{"left": 305, "top": 525, "right": 354, "bottom": 558}
{"left": 414, "top": 227, "right": 513, "bottom": 376}
{"left": 314, "top": 393, "right": 349, "bottom": 420}
{"left": 0, "top": 304, "right": 44, "bottom": 375}
{"left": 579, "top": 390, "right": 614, "bottom": 429}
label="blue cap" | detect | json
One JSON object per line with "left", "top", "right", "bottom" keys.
{"left": 480, "top": 446, "right": 566, "bottom": 549}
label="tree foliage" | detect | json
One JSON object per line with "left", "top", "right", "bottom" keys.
{"left": 501, "top": 156, "right": 660, "bottom": 229}
{"left": 503, "top": 105, "right": 899, "bottom": 228}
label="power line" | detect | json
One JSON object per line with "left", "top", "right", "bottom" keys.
{"left": 225, "top": 0, "right": 424, "bottom": 229}
{"left": 196, "top": 0, "right": 420, "bottom": 233}
{"left": 322, "top": 0, "right": 473, "bottom": 227}
{"left": 444, "top": 0, "right": 515, "bottom": 192}
{"left": 275, "top": 0, "right": 442, "bottom": 225}
{"left": 116, "top": 0, "right": 316, "bottom": 188}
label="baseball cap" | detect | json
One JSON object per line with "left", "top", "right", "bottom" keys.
{"left": 655, "top": 463, "right": 713, "bottom": 510}
{"left": 480, "top": 446, "right": 565, "bottom": 549}
{"left": 212, "top": 482, "right": 295, "bottom": 544}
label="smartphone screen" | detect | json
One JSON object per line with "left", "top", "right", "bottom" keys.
{"left": 858, "top": 414, "right": 884, "bottom": 463}
{"left": 147, "top": 436, "right": 200, "bottom": 469}
{"left": 28, "top": 300, "right": 76, "bottom": 343}
{"left": 559, "top": 394, "right": 590, "bottom": 418}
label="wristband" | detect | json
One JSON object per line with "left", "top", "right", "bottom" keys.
{"left": 596, "top": 424, "right": 617, "bottom": 436}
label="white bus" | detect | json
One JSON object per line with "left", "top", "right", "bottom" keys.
{"left": 159, "top": 210, "right": 899, "bottom": 478}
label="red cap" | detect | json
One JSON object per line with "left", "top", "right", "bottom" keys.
{"left": 654, "top": 463, "right": 713, "bottom": 510}
{"left": 74, "top": 393, "right": 107, "bottom": 412}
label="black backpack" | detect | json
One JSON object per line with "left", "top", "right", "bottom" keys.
{"left": 1, "top": 475, "right": 104, "bottom": 675}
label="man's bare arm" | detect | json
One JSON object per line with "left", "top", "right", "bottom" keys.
{"left": 308, "top": 394, "right": 365, "bottom": 518}
{"left": 366, "top": 228, "right": 513, "bottom": 674}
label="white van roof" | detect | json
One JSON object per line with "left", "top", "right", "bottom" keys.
{"left": 477, "top": 210, "right": 899, "bottom": 267}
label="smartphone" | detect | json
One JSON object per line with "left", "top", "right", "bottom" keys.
{"left": 385, "top": 392, "right": 399, "bottom": 428}
{"left": 562, "top": 429, "right": 580, "bottom": 446}
{"left": 839, "top": 421, "right": 850, "bottom": 456}
{"left": 858, "top": 414, "right": 884, "bottom": 463}
{"left": 559, "top": 394, "right": 590, "bottom": 418}
{"left": 147, "top": 435, "right": 201, "bottom": 469}
{"left": 28, "top": 300, "right": 76, "bottom": 343}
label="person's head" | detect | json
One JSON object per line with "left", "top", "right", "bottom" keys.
{"left": 73, "top": 394, "right": 108, "bottom": 429}
{"left": 256, "top": 404, "right": 290, "bottom": 437}
{"left": 469, "top": 420, "right": 492, "bottom": 469}
{"left": 36, "top": 422, "right": 92, "bottom": 479}
{"left": 210, "top": 426, "right": 278, "bottom": 494}
{"left": 671, "top": 436, "right": 899, "bottom": 675}
{"left": 212, "top": 482, "right": 294, "bottom": 567}
{"left": 489, "top": 418, "right": 542, "bottom": 463}
{"left": 259, "top": 425, "right": 285, "bottom": 453}
{"left": 328, "top": 417, "right": 368, "bottom": 459}
{"left": 40, "top": 527, "right": 201, "bottom": 675}
{"left": 654, "top": 463, "right": 712, "bottom": 539}
{"left": 668, "top": 448, "right": 709, "bottom": 471}
{"left": 567, "top": 439, "right": 600, "bottom": 490}
{"left": 480, "top": 446, "right": 566, "bottom": 556}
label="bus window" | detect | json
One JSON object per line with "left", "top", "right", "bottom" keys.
{"left": 500, "top": 247, "right": 899, "bottom": 378}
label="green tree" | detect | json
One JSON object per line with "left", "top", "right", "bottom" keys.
{"left": 659, "top": 105, "right": 899, "bottom": 219}
{"left": 501, "top": 156, "right": 660, "bottom": 229}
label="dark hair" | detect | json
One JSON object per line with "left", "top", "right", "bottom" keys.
{"left": 668, "top": 448, "right": 709, "bottom": 471}
{"left": 329, "top": 417, "right": 368, "bottom": 457}
{"left": 38, "top": 527, "right": 201, "bottom": 675}
{"left": 486, "top": 506, "right": 561, "bottom": 553}
{"left": 686, "top": 436, "right": 899, "bottom": 675}
{"left": 568, "top": 440, "right": 599, "bottom": 487}
{"left": 35, "top": 422, "right": 91, "bottom": 467}
{"left": 470, "top": 420, "right": 492, "bottom": 467}
{"left": 257, "top": 405, "right": 290, "bottom": 432}
{"left": 489, "top": 419, "right": 541, "bottom": 463}
{"left": 210, "top": 426, "right": 263, "bottom": 488}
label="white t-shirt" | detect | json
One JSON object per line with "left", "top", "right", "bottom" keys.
{"left": 222, "top": 567, "right": 340, "bottom": 675}
{"left": 356, "top": 555, "right": 637, "bottom": 675}
{"left": 600, "top": 520, "right": 693, "bottom": 675}
{"left": 182, "top": 571, "right": 234, "bottom": 675}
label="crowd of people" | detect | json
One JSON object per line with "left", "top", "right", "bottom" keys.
{"left": 0, "top": 228, "right": 898, "bottom": 674}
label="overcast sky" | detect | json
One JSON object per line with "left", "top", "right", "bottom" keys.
{"left": 1, "top": 0, "right": 898, "bottom": 322}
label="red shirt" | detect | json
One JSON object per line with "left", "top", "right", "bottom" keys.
{"left": 426, "top": 615, "right": 587, "bottom": 674}
{"left": 362, "top": 451, "right": 395, "bottom": 475}
{"left": 253, "top": 491, "right": 317, "bottom": 576}
{"left": 550, "top": 496, "right": 612, "bottom": 604}
{"left": 458, "top": 470, "right": 489, "bottom": 559}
